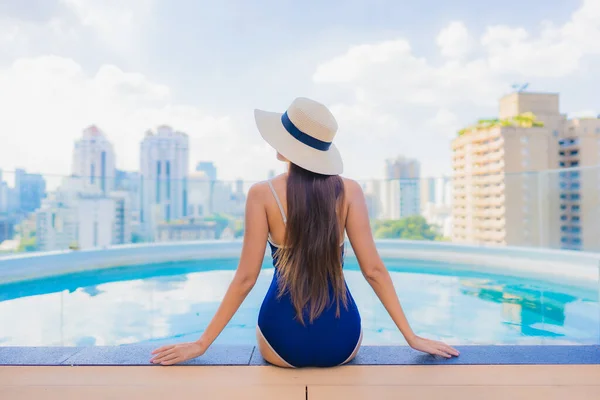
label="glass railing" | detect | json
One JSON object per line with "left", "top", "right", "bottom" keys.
{"left": 0, "top": 166, "right": 599, "bottom": 347}
{"left": 0, "top": 165, "right": 599, "bottom": 254}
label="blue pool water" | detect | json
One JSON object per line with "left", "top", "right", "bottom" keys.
{"left": 0, "top": 257, "right": 598, "bottom": 347}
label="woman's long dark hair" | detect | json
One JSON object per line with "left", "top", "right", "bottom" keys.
{"left": 275, "top": 163, "right": 347, "bottom": 325}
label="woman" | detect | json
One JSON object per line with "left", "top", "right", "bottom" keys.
{"left": 150, "top": 97, "right": 459, "bottom": 367}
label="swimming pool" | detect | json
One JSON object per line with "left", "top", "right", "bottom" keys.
{"left": 0, "top": 256, "right": 597, "bottom": 347}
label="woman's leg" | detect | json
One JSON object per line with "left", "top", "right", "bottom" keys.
{"left": 255, "top": 326, "right": 295, "bottom": 368}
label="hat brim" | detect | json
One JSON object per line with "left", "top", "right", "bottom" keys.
{"left": 254, "top": 109, "right": 343, "bottom": 175}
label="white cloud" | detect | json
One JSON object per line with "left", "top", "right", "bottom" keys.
{"left": 311, "top": 0, "right": 600, "bottom": 177}
{"left": 59, "top": 0, "right": 155, "bottom": 55}
{"left": 482, "top": 0, "right": 600, "bottom": 77}
{"left": 437, "top": 21, "right": 472, "bottom": 59}
{"left": 0, "top": 55, "right": 278, "bottom": 182}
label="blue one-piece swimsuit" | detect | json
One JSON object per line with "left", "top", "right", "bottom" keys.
{"left": 257, "top": 180, "right": 362, "bottom": 368}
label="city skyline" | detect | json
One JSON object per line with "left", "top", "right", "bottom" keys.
{"left": 1, "top": 0, "right": 599, "bottom": 181}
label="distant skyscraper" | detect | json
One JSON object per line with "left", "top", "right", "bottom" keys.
{"left": 14, "top": 168, "right": 46, "bottom": 214}
{"left": 140, "top": 126, "right": 189, "bottom": 239}
{"left": 385, "top": 156, "right": 421, "bottom": 180}
{"left": 383, "top": 156, "right": 421, "bottom": 219}
{"left": 113, "top": 169, "right": 141, "bottom": 236}
{"left": 196, "top": 161, "right": 217, "bottom": 181}
{"left": 72, "top": 125, "right": 116, "bottom": 194}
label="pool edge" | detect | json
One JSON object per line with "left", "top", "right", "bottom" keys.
{"left": 1, "top": 345, "right": 599, "bottom": 366}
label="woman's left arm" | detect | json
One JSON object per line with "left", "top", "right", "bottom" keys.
{"left": 151, "top": 183, "right": 268, "bottom": 365}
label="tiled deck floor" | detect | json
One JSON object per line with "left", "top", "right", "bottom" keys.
{"left": 2, "top": 365, "right": 600, "bottom": 399}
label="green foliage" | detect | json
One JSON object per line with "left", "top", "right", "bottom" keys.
{"left": 372, "top": 216, "right": 439, "bottom": 241}
{"left": 457, "top": 112, "right": 544, "bottom": 136}
{"left": 204, "top": 213, "right": 235, "bottom": 237}
{"left": 233, "top": 219, "right": 244, "bottom": 238}
{"left": 17, "top": 236, "right": 36, "bottom": 252}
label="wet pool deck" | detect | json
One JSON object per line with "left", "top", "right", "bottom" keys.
{"left": 2, "top": 345, "right": 600, "bottom": 399}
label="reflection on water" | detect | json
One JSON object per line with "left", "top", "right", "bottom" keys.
{"left": 0, "top": 258, "right": 597, "bottom": 346}
{"left": 459, "top": 280, "right": 578, "bottom": 337}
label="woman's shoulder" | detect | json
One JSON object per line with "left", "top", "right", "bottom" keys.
{"left": 341, "top": 177, "right": 364, "bottom": 198}
{"left": 247, "top": 180, "right": 271, "bottom": 202}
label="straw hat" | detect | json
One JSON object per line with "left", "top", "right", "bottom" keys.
{"left": 254, "top": 97, "right": 343, "bottom": 175}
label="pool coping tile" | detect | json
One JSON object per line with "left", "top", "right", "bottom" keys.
{"left": 349, "top": 345, "right": 600, "bottom": 365}
{"left": 1, "top": 345, "right": 599, "bottom": 366}
{"left": 0, "top": 346, "right": 83, "bottom": 366}
{"left": 60, "top": 344, "right": 254, "bottom": 366}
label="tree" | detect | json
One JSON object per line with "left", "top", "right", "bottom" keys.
{"left": 204, "top": 213, "right": 234, "bottom": 237}
{"left": 17, "top": 236, "right": 36, "bottom": 252}
{"left": 372, "top": 216, "right": 439, "bottom": 240}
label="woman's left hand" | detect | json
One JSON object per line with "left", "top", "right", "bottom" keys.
{"left": 150, "top": 342, "right": 206, "bottom": 365}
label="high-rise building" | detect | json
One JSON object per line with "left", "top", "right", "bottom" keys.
{"left": 14, "top": 168, "right": 46, "bottom": 214}
{"left": 451, "top": 92, "right": 600, "bottom": 251}
{"left": 555, "top": 119, "right": 600, "bottom": 251}
{"left": 140, "top": 126, "right": 189, "bottom": 239}
{"left": 72, "top": 125, "right": 116, "bottom": 194}
{"left": 196, "top": 161, "right": 217, "bottom": 181}
{"left": 382, "top": 156, "right": 421, "bottom": 219}
{"left": 0, "top": 215, "right": 15, "bottom": 244}
{"left": 386, "top": 157, "right": 420, "bottom": 179}
{"left": 421, "top": 176, "right": 452, "bottom": 238}
{"left": 110, "top": 191, "right": 132, "bottom": 246}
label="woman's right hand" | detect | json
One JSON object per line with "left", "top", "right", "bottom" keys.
{"left": 407, "top": 336, "right": 460, "bottom": 358}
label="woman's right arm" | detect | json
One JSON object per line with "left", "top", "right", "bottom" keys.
{"left": 344, "top": 179, "right": 459, "bottom": 358}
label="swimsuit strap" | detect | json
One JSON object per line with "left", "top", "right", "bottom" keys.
{"left": 267, "top": 179, "right": 287, "bottom": 225}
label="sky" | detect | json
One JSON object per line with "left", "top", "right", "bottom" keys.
{"left": 0, "top": 0, "right": 599, "bottom": 182}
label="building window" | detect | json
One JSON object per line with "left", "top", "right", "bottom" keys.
{"left": 520, "top": 137, "right": 529, "bottom": 144}
{"left": 553, "top": 130, "right": 559, "bottom": 137}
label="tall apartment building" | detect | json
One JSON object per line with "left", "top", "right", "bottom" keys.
{"left": 452, "top": 92, "right": 600, "bottom": 251}
{"left": 382, "top": 157, "right": 421, "bottom": 219}
{"left": 72, "top": 125, "right": 116, "bottom": 194}
{"left": 140, "top": 126, "right": 189, "bottom": 239}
